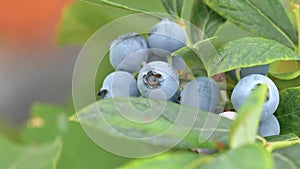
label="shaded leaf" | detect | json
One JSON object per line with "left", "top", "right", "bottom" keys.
{"left": 204, "top": 0, "right": 298, "bottom": 49}
{"left": 160, "top": 0, "right": 184, "bottom": 17}
{"left": 266, "top": 133, "right": 299, "bottom": 142}
{"left": 271, "top": 74, "right": 300, "bottom": 91}
{"left": 0, "top": 136, "right": 62, "bottom": 169}
{"left": 119, "top": 151, "right": 202, "bottom": 169}
{"left": 229, "top": 85, "right": 268, "bottom": 149}
{"left": 71, "top": 97, "right": 233, "bottom": 151}
{"left": 57, "top": 0, "right": 163, "bottom": 44}
{"left": 23, "top": 103, "right": 128, "bottom": 169}
{"left": 199, "top": 144, "right": 274, "bottom": 169}
{"left": 190, "top": 0, "right": 226, "bottom": 42}
{"left": 204, "top": 37, "right": 300, "bottom": 76}
{"left": 269, "top": 60, "right": 300, "bottom": 80}
{"left": 274, "top": 86, "right": 300, "bottom": 136}
{"left": 273, "top": 143, "right": 300, "bottom": 169}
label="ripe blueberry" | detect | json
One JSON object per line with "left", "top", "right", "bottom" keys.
{"left": 180, "top": 77, "right": 220, "bottom": 112}
{"left": 258, "top": 115, "right": 280, "bottom": 137}
{"left": 137, "top": 61, "right": 179, "bottom": 100}
{"left": 110, "top": 33, "right": 148, "bottom": 73}
{"left": 147, "top": 18, "right": 187, "bottom": 55}
{"left": 229, "top": 65, "right": 269, "bottom": 81}
{"left": 231, "top": 74, "right": 279, "bottom": 121}
{"left": 98, "top": 71, "right": 138, "bottom": 98}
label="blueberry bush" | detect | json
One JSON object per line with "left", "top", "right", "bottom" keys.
{"left": 2, "top": 0, "right": 300, "bottom": 168}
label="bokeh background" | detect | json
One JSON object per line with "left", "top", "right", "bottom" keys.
{"left": 0, "top": 0, "right": 79, "bottom": 126}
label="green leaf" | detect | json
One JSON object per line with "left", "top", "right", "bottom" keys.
{"left": 160, "top": 0, "right": 184, "bottom": 17}
{"left": 271, "top": 75, "right": 300, "bottom": 91}
{"left": 205, "top": 37, "right": 300, "bottom": 76}
{"left": 199, "top": 144, "right": 274, "bottom": 169}
{"left": 119, "top": 151, "right": 202, "bottom": 169}
{"left": 23, "top": 103, "right": 128, "bottom": 169}
{"left": 204, "top": 0, "right": 298, "bottom": 49}
{"left": 229, "top": 85, "right": 268, "bottom": 149}
{"left": 71, "top": 97, "right": 233, "bottom": 150}
{"left": 273, "top": 143, "right": 300, "bottom": 169}
{"left": 82, "top": 0, "right": 147, "bottom": 13}
{"left": 0, "top": 136, "right": 62, "bottom": 169}
{"left": 190, "top": 0, "right": 226, "bottom": 41}
{"left": 172, "top": 45, "right": 207, "bottom": 76}
{"left": 269, "top": 60, "right": 300, "bottom": 80}
{"left": 266, "top": 133, "right": 299, "bottom": 142}
{"left": 57, "top": 0, "right": 163, "bottom": 44}
{"left": 274, "top": 86, "right": 300, "bottom": 136}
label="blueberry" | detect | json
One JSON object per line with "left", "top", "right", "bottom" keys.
{"left": 110, "top": 33, "right": 149, "bottom": 73}
{"left": 137, "top": 61, "right": 179, "bottom": 100}
{"left": 147, "top": 18, "right": 187, "bottom": 55}
{"left": 229, "top": 65, "right": 269, "bottom": 81}
{"left": 258, "top": 115, "right": 280, "bottom": 137}
{"left": 231, "top": 74, "right": 279, "bottom": 121}
{"left": 180, "top": 77, "right": 220, "bottom": 112}
{"left": 98, "top": 71, "right": 138, "bottom": 98}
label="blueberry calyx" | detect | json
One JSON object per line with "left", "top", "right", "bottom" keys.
{"left": 143, "top": 70, "right": 164, "bottom": 88}
{"left": 98, "top": 90, "right": 108, "bottom": 99}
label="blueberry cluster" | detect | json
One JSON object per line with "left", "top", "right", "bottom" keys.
{"left": 98, "top": 18, "right": 221, "bottom": 113}
{"left": 230, "top": 69, "right": 280, "bottom": 137}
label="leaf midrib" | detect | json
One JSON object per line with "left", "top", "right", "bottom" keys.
{"left": 244, "top": 0, "right": 295, "bottom": 48}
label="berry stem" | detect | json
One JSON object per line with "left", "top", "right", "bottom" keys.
{"left": 266, "top": 139, "right": 300, "bottom": 153}
{"left": 235, "top": 68, "right": 241, "bottom": 81}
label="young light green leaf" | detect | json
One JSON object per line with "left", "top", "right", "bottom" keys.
{"left": 0, "top": 136, "right": 62, "bottom": 169}
{"left": 273, "top": 143, "right": 300, "bottom": 169}
{"left": 71, "top": 97, "right": 232, "bottom": 150}
{"left": 205, "top": 37, "right": 300, "bottom": 76}
{"left": 190, "top": 0, "right": 225, "bottom": 42}
{"left": 204, "top": 0, "right": 298, "bottom": 49}
{"left": 199, "top": 144, "right": 274, "bottom": 169}
{"left": 229, "top": 85, "right": 268, "bottom": 149}
{"left": 160, "top": 0, "right": 184, "bottom": 17}
{"left": 23, "top": 103, "right": 129, "bottom": 169}
{"left": 274, "top": 86, "right": 300, "bottom": 135}
{"left": 119, "top": 151, "right": 202, "bottom": 169}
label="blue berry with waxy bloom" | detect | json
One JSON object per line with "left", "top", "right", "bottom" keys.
{"left": 258, "top": 115, "right": 280, "bottom": 137}
{"left": 229, "top": 64, "right": 269, "bottom": 81}
{"left": 137, "top": 61, "right": 179, "bottom": 100}
{"left": 147, "top": 18, "right": 187, "bottom": 55}
{"left": 231, "top": 74, "right": 279, "bottom": 121}
{"left": 180, "top": 77, "right": 221, "bottom": 112}
{"left": 98, "top": 71, "right": 138, "bottom": 98}
{"left": 110, "top": 33, "right": 149, "bottom": 73}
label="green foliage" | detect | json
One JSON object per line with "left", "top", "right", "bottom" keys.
{"left": 229, "top": 85, "right": 267, "bottom": 149}
{"left": 206, "top": 37, "right": 300, "bottom": 76}
{"left": 119, "top": 151, "right": 201, "bottom": 169}
{"left": 204, "top": 0, "right": 298, "bottom": 49}
{"left": 0, "top": 136, "right": 62, "bottom": 169}
{"left": 199, "top": 144, "right": 274, "bottom": 169}
{"left": 5, "top": 0, "right": 299, "bottom": 168}
{"left": 275, "top": 87, "right": 300, "bottom": 135}
{"left": 70, "top": 97, "right": 232, "bottom": 150}
{"left": 23, "top": 103, "right": 128, "bottom": 169}
{"left": 190, "top": 0, "right": 226, "bottom": 41}
{"left": 160, "top": 0, "right": 185, "bottom": 17}
{"left": 273, "top": 143, "right": 300, "bottom": 169}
